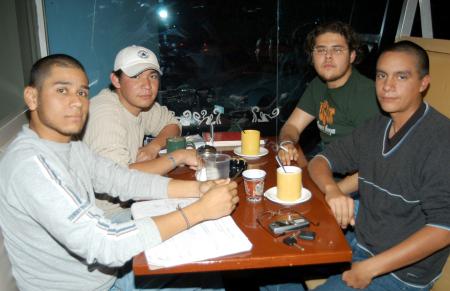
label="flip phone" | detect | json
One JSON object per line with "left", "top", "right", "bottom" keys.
{"left": 268, "top": 217, "right": 310, "bottom": 235}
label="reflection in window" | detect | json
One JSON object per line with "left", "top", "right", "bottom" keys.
{"left": 44, "top": 0, "right": 396, "bottom": 138}
{"left": 156, "top": 0, "right": 392, "bottom": 138}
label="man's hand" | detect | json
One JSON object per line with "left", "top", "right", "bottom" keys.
{"left": 278, "top": 143, "right": 302, "bottom": 166}
{"left": 136, "top": 143, "right": 161, "bottom": 162}
{"left": 342, "top": 260, "right": 375, "bottom": 289}
{"left": 172, "top": 149, "right": 198, "bottom": 170}
{"left": 198, "top": 181, "right": 239, "bottom": 220}
{"left": 198, "top": 179, "right": 229, "bottom": 197}
{"left": 325, "top": 184, "right": 355, "bottom": 229}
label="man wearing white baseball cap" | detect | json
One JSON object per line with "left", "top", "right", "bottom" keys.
{"left": 83, "top": 45, "right": 198, "bottom": 221}
{"left": 114, "top": 45, "right": 164, "bottom": 76}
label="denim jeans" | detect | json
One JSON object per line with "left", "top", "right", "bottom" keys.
{"left": 256, "top": 267, "right": 306, "bottom": 291}
{"left": 260, "top": 283, "right": 305, "bottom": 291}
{"left": 313, "top": 235, "right": 432, "bottom": 291}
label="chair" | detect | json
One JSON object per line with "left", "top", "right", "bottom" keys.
{"left": 398, "top": 36, "right": 450, "bottom": 119}
{"left": 432, "top": 256, "right": 450, "bottom": 291}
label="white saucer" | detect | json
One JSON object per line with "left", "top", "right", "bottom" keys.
{"left": 233, "top": 147, "right": 269, "bottom": 160}
{"left": 264, "top": 187, "right": 312, "bottom": 206}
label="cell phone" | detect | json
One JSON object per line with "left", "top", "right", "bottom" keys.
{"left": 268, "top": 217, "right": 310, "bottom": 235}
{"left": 297, "top": 230, "right": 316, "bottom": 241}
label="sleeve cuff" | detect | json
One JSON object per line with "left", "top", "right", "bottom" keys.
{"left": 135, "top": 217, "right": 162, "bottom": 249}
{"left": 313, "top": 154, "right": 333, "bottom": 170}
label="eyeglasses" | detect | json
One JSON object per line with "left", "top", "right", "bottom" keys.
{"left": 257, "top": 208, "right": 302, "bottom": 224}
{"left": 312, "top": 46, "right": 347, "bottom": 56}
{"left": 257, "top": 208, "right": 319, "bottom": 229}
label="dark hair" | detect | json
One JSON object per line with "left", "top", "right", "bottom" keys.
{"left": 304, "top": 21, "right": 362, "bottom": 64}
{"left": 380, "top": 40, "right": 429, "bottom": 77}
{"left": 109, "top": 69, "right": 124, "bottom": 91}
{"left": 29, "top": 54, "right": 86, "bottom": 88}
{"left": 108, "top": 69, "right": 162, "bottom": 91}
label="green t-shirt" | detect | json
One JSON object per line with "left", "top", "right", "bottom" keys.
{"left": 297, "top": 69, "right": 380, "bottom": 144}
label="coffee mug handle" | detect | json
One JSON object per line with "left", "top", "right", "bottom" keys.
{"left": 186, "top": 141, "right": 196, "bottom": 149}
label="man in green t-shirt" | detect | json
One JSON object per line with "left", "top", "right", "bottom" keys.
{"left": 279, "top": 21, "right": 380, "bottom": 171}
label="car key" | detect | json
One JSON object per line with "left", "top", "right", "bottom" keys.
{"left": 282, "top": 234, "right": 304, "bottom": 251}
{"left": 298, "top": 230, "right": 316, "bottom": 241}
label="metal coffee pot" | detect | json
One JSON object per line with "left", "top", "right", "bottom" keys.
{"left": 196, "top": 144, "right": 217, "bottom": 156}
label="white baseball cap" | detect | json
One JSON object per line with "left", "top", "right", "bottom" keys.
{"left": 113, "top": 45, "right": 163, "bottom": 76}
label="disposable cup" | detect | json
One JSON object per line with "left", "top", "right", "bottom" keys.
{"left": 276, "top": 166, "right": 302, "bottom": 201}
{"left": 241, "top": 130, "right": 260, "bottom": 155}
{"left": 243, "top": 169, "right": 266, "bottom": 202}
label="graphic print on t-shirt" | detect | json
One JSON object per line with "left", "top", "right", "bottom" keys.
{"left": 318, "top": 100, "right": 336, "bottom": 136}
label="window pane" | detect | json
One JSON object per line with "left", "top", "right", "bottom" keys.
{"left": 44, "top": 0, "right": 396, "bottom": 139}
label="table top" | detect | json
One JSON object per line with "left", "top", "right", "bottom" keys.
{"left": 133, "top": 140, "right": 351, "bottom": 275}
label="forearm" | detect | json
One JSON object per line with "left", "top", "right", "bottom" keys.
{"left": 279, "top": 123, "right": 307, "bottom": 167}
{"left": 153, "top": 201, "right": 205, "bottom": 241}
{"left": 148, "top": 124, "right": 181, "bottom": 150}
{"left": 279, "top": 123, "right": 301, "bottom": 144}
{"left": 155, "top": 181, "right": 239, "bottom": 240}
{"left": 167, "top": 179, "right": 201, "bottom": 198}
{"left": 337, "top": 172, "right": 359, "bottom": 195}
{"left": 308, "top": 156, "right": 339, "bottom": 193}
{"left": 91, "top": 153, "right": 170, "bottom": 200}
{"left": 362, "top": 226, "right": 450, "bottom": 278}
{"left": 130, "top": 151, "right": 184, "bottom": 175}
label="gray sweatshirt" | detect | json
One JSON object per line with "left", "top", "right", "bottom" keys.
{"left": 0, "top": 126, "right": 170, "bottom": 290}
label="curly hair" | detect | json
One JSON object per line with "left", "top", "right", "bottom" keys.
{"left": 304, "top": 21, "right": 362, "bottom": 64}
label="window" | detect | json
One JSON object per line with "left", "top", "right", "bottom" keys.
{"left": 44, "top": 0, "right": 445, "bottom": 140}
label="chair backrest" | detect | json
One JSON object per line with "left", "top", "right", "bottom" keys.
{"left": 397, "top": 36, "right": 450, "bottom": 119}
{"left": 432, "top": 256, "right": 450, "bottom": 291}
{"left": 396, "top": 37, "right": 450, "bottom": 291}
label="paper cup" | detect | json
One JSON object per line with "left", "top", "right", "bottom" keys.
{"left": 243, "top": 169, "right": 266, "bottom": 202}
{"left": 276, "top": 166, "right": 302, "bottom": 201}
{"left": 241, "top": 130, "right": 260, "bottom": 155}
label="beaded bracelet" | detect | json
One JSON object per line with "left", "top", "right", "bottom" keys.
{"left": 176, "top": 204, "right": 191, "bottom": 230}
{"left": 167, "top": 154, "right": 177, "bottom": 169}
{"left": 279, "top": 140, "right": 294, "bottom": 147}
{"left": 278, "top": 140, "right": 294, "bottom": 152}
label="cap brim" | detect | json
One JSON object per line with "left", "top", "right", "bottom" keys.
{"left": 121, "top": 63, "right": 163, "bottom": 77}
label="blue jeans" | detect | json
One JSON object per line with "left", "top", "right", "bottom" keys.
{"left": 260, "top": 283, "right": 305, "bottom": 291}
{"left": 313, "top": 235, "right": 432, "bottom": 291}
{"left": 257, "top": 267, "right": 306, "bottom": 291}
{"left": 110, "top": 265, "right": 223, "bottom": 291}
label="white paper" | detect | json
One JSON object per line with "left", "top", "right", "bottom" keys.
{"left": 131, "top": 199, "right": 252, "bottom": 268}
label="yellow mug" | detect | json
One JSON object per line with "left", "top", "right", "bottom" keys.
{"left": 241, "top": 130, "right": 260, "bottom": 155}
{"left": 276, "top": 166, "right": 302, "bottom": 201}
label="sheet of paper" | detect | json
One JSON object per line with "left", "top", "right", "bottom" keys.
{"left": 131, "top": 199, "right": 252, "bottom": 268}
